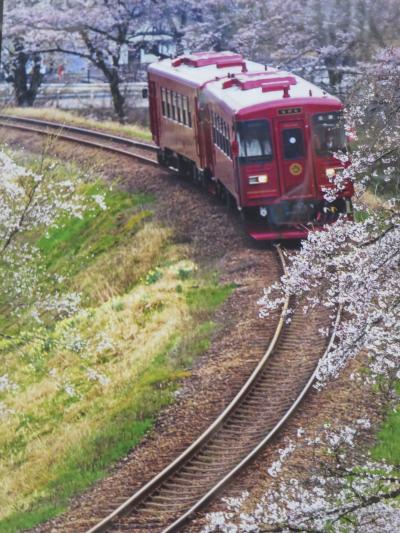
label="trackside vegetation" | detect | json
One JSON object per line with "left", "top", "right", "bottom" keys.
{"left": 372, "top": 386, "right": 400, "bottom": 466}
{"left": 2, "top": 107, "right": 152, "bottom": 141}
{"left": 0, "top": 154, "right": 233, "bottom": 532}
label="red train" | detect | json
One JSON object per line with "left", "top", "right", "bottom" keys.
{"left": 148, "top": 51, "right": 353, "bottom": 240}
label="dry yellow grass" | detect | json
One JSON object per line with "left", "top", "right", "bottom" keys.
{"left": 0, "top": 258, "right": 195, "bottom": 519}
{"left": 360, "top": 189, "right": 385, "bottom": 210}
{"left": 74, "top": 224, "right": 173, "bottom": 302}
{"left": 2, "top": 107, "right": 152, "bottom": 141}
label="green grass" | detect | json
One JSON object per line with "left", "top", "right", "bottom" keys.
{"left": 0, "top": 505, "right": 65, "bottom": 533}
{"left": 354, "top": 209, "right": 370, "bottom": 223}
{"left": 0, "top": 153, "right": 234, "bottom": 532}
{"left": 372, "top": 385, "right": 400, "bottom": 465}
{"left": 186, "top": 283, "right": 235, "bottom": 314}
{"left": 1, "top": 350, "right": 175, "bottom": 533}
{"left": 0, "top": 313, "right": 225, "bottom": 533}
{"left": 37, "top": 183, "right": 154, "bottom": 283}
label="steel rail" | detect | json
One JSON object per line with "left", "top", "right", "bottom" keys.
{"left": 0, "top": 113, "right": 157, "bottom": 151}
{"left": 86, "top": 254, "right": 342, "bottom": 533}
{"left": 0, "top": 121, "right": 159, "bottom": 167}
{"left": 85, "top": 246, "right": 292, "bottom": 533}
{"left": 162, "top": 303, "right": 342, "bottom": 533}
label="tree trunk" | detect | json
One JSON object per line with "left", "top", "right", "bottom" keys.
{"left": 26, "top": 53, "right": 43, "bottom": 106}
{"left": 7, "top": 45, "right": 43, "bottom": 107}
{"left": 95, "top": 58, "right": 126, "bottom": 124}
{"left": 109, "top": 73, "right": 126, "bottom": 124}
{"left": 13, "top": 49, "right": 28, "bottom": 105}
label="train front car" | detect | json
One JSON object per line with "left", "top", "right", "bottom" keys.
{"left": 147, "top": 52, "right": 353, "bottom": 241}
{"left": 203, "top": 69, "right": 354, "bottom": 240}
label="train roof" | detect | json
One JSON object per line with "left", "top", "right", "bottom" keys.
{"left": 148, "top": 51, "right": 266, "bottom": 88}
{"left": 148, "top": 51, "right": 341, "bottom": 114}
{"left": 204, "top": 70, "right": 341, "bottom": 114}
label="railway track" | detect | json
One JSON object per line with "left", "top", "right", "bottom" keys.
{"left": 75, "top": 249, "right": 339, "bottom": 533}
{"left": 3, "top": 115, "right": 339, "bottom": 532}
{"left": 0, "top": 114, "right": 159, "bottom": 166}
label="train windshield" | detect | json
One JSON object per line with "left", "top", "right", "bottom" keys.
{"left": 237, "top": 120, "right": 273, "bottom": 163}
{"left": 312, "top": 112, "right": 346, "bottom": 156}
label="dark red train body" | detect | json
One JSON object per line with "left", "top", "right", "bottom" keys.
{"left": 148, "top": 51, "right": 353, "bottom": 240}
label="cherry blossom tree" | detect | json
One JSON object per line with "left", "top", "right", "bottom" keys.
{"left": 6, "top": 0, "right": 400, "bottom": 112}
{"left": 182, "top": 0, "right": 242, "bottom": 52}
{"left": 204, "top": 47, "right": 400, "bottom": 531}
{"left": 203, "top": 422, "right": 400, "bottom": 532}
{"left": 2, "top": 1, "right": 47, "bottom": 106}
{"left": 21, "top": 0, "right": 185, "bottom": 121}
{"left": 0, "top": 146, "right": 92, "bottom": 331}
{"left": 183, "top": 0, "right": 400, "bottom": 94}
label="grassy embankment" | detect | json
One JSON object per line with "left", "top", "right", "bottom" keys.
{"left": 0, "top": 154, "right": 233, "bottom": 532}
{"left": 373, "top": 408, "right": 400, "bottom": 464}
{"left": 1, "top": 107, "right": 152, "bottom": 142}
{"left": 362, "top": 188, "right": 399, "bottom": 468}
{"left": 356, "top": 189, "right": 399, "bottom": 467}
{"left": 372, "top": 382, "right": 400, "bottom": 465}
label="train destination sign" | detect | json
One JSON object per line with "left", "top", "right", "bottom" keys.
{"left": 278, "top": 107, "right": 302, "bottom": 115}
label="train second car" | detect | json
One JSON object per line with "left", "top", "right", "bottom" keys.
{"left": 148, "top": 51, "right": 353, "bottom": 240}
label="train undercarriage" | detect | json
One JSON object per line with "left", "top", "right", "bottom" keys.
{"left": 157, "top": 147, "right": 353, "bottom": 241}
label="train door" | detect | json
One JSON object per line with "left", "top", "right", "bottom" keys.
{"left": 194, "top": 95, "right": 208, "bottom": 169}
{"left": 274, "top": 118, "right": 316, "bottom": 199}
{"left": 148, "top": 80, "right": 160, "bottom": 144}
{"left": 202, "top": 106, "right": 215, "bottom": 171}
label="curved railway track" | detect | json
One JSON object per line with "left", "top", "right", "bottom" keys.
{"left": 2, "top": 115, "right": 339, "bottom": 532}
{"left": 0, "top": 114, "right": 160, "bottom": 166}
{"left": 79, "top": 250, "right": 340, "bottom": 533}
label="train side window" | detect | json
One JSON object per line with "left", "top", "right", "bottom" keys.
{"left": 182, "top": 96, "right": 187, "bottom": 125}
{"left": 166, "top": 89, "right": 171, "bottom": 118}
{"left": 212, "top": 112, "right": 217, "bottom": 144}
{"left": 212, "top": 113, "right": 218, "bottom": 147}
{"left": 176, "top": 94, "right": 182, "bottom": 123}
{"left": 219, "top": 119, "right": 224, "bottom": 150}
{"left": 211, "top": 114, "right": 230, "bottom": 158}
{"left": 161, "top": 88, "right": 166, "bottom": 117}
{"left": 282, "top": 128, "right": 304, "bottom": 159}
{"left": 224, "top": 123, "right": 229, "bottom": 156}
{"left": 171, "top": 92, "right": 176, "bottom": 121}
{"left": 227, "top": 127, "right": 231, "bottom": 157}
{"left": 188, "top": 103, "right": 192, "bottom": 128}
{"left": 181, "top": 95, "right": 186, "bottom": 124}
{"left": 180, "top": 95, "right": 184, "bottom": 124}
{"left": 216, "top": 116, "right": 221, "bottom": 147}
{"left": 312, "top": 112, "right": 346, "bottom": 155}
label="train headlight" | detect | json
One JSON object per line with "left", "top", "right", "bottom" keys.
{"left": 326, "top": 167, "right": 344, "bottom": 180}
{"left": 248, "top": 174, "right": 268, "bottom": 185}
{"left": 325, "top": 168, "right": 337, "bottom": 179}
